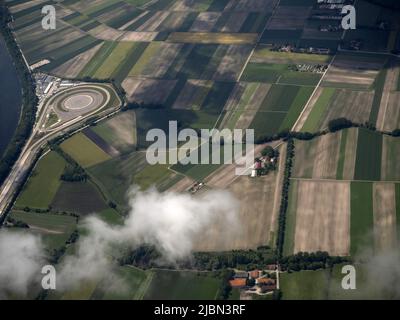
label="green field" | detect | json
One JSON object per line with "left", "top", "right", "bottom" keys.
{"left": 172, "top": 162, "right": 222, "bottom": 181}
{"left": 279, "top": 86, "right": 314, "bottom": 131}
{"left": 301, "top": 88, "right": 335, "bottom": 132}
{"left": 250, "top": 84, "right": 314, "bottom": 139}
{"left": 144, "top": 270, "right": 221, "bottom": 300}
{"left": 91, "top": 111, "right": 137, "bottom": 154}
{"left": 100, "top": 266, "right": 153, "bottom": 300}
{"left": 97, "top": 208, "right": 124, "bottom": 225}
{"left": 241, "top": 62, "right": 288, "bottom": 83}
{"left": 354, "top": 129, "right": 382, "bottom": 181}
{"left": 350, "top": 182, "right": 374, "bottom": 255}
{"left": 51, "top": 181, "right": 109, "bottom": 215}
{"left": 280, "top": 269, "right": 330, "bottom": 300}
{"left": 61, "top": 133, "right": 111, "bottom": 168}
{"left": 16, "top": 152, "right": 66, "bottom": 209}
{"left": 88, "top": 151, "right": 147, "bottom": 205}
{"left": 282, "top": 263, "right": 389, "bottom": 300}
{"left": 133, "top": 164, "right": 175, "bottom": 190}
{"left": 241, "top": 62, "right": 321, "bottom": 85}
{"left": 11, "top": 211, "right": 77, "bottom": 251}
{"left": 251, "top": 46, "right": 332, "bottom": 64}
{"left": 93, "top": 42, "right": 138, "bottom": 79}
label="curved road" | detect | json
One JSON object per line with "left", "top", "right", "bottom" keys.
{"left": 0, "top": 84, "right": 121, "bottom": 220}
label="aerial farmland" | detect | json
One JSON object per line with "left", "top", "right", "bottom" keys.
{"left": 1, "top": 0, "right": 400, "bottom": 302}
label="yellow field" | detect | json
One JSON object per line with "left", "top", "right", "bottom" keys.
{"left": 167, "top": 32, "right": 258, "bottom": 45}
{"left": 93, "top": 42, "right": 137, "bottom": 79}
{"left": 252, "top": 46, "right": 333, "bottom": 64}
{"left": 61, "top": 133, "right": 111, "bottom": 168}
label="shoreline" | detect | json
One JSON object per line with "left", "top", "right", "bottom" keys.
{"left": 0, "top": 5, "right": 38, "bottom": 187}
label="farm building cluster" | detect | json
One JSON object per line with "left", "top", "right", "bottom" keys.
{"left": 229, "top": 266, "right": 279, "bottom": 295}
{"left": 251, "top": 146, "right": 279, "bottom": 178}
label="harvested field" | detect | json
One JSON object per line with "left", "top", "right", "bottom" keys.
{"left": 51, "top": 43, "right": 103, "bottom": 78}
{"left": 128, "top": 42, "right": 182, "bottom": 79}
{"left": 267, "top": 6, "right": 310, "bottom": 30}
{"left": 194, "top": 174, "right": 279, "bottom": 251}
{"left": 220, "top": 12, "right": 249, "bottom": 33}
{"left": 373, "top": 183, "right": 397, "bottom": 251}
{"left": 319, "top": 89, "right": 374, "bottom": 130}
{"left": 381, "top": 135, "right": 400, "bottom": 181}
{"left": 376, "top": 60, "right": 399, "bottom": 131}
{"left": 380, "top": 92, "right": 400, "bottom": 132}
{"left": 323, "top": 53, "right": 387, "bottom": 89}
{"left": 290, "top": 180, "right": 351, "bottom": 256}
{"left": 172, "top": 80, "right": 213, "bottom": 110}
{"left": 339, "top": 128, "right": 359, "bottom": 180}
{"left": 122, "top": 78, "right": 177, "bottom": 104}
{"left": 189, "top": 12, "right": 221, "bottom": 32}
{"left": 213, "top": 45, "right": 253, "bottom": 81}
{"left": 167, "top": 32, "right": 258, "bottom": 44}
{"left": 293, "top": 131, "right": 341, "bottom": 180}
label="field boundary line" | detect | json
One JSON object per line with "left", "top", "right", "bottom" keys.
{"left": 291, "top": 54, "right": 337, "bottom": 131}
{"left": 290, "top": 177, "right": 400, "bottom": 184}
{"left": 236, "top": 0, "right": 282, "bottom": 82}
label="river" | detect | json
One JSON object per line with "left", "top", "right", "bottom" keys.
{"left": 0, "top": 34, "right": 22, "bottom": 158}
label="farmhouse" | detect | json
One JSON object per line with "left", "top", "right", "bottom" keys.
{"left": 256, "top": 277, "right": 276, "bottom": 286}
{"left": 233, "top": 272, "right": 249, "bottom": 279}
{"left": 249, "top": 270, "right": 262, "bottom": 279}
{"left": 229, "top": 279, "right": 247, "bottom": 288}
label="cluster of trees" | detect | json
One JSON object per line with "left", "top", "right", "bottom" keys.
{"left": 6, "top": 217, "right": 29, "bottom": 229}
{"left": 122, "top": 100, "right": 165, "bottom": 111}
{"left": 328, "top": 118, "right": 356, "bottom": 132}
{"left": 118, "top": 245, "right": 161, "bottom": 268}
{"left": 217, "top": 269, "right": 235, "bottom": 300}
{"left": 280, "top": 252, "right": 349, "bottom": 272}
{"left": 119, "top": 245, "right": 277, "bottom": 271}
{"left": 261, "top": 146, "right": 279, "bottom": 159}
{"left": 276, "top": 140, "right": 295, "bottom": 257}
{"left": 50, "top": 144, "right": 87, "bottom": 182}
{"left": 192, "top": 248, "right": 277, "bottom": 271}
{"left": 49, "top": 229, "right": 80, "bottom": 264}
{"left": 61, "top": 163, "right": 88, "bottom": 182}
{"left": 255, "top": 115, "right": 400, "bottom": 147}
{"left": 0, "top": 6, "right": 38, "bottom": 187}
